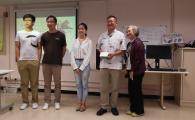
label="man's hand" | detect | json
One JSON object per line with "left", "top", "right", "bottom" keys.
{"left": 108, "top": 53, "right": 115, "bottom": 60}
{"left": 15, "top": 41, "right": 20, "bottom": 62}
{"left": 15, "top": 57, "right": 19, "bottom": 62}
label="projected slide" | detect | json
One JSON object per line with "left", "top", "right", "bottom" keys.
{"left": 15, "top": 8, "right": 77, "bottom": 64}
{"left": 16, "top": 16, "right": 76, "bottom": 50}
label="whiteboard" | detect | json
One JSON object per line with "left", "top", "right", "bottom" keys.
{"left": 138, "top": 25, "right": 167, "bottom": 45}
{"left": 123, "top": 25, "right": 167, "bottom": 45}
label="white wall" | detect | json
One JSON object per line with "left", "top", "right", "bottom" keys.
{"left": 174, "top": 0, "right": 195, "bottom": 41}
{"left": 107, "top": 0, "right": 171, "bottom": 32}
{"left": 1, "top": 0, "right": 195, "bottom": 96}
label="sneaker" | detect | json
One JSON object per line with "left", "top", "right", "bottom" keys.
{"left": 32, "top": 103, "right": 39, "bottom": 109}
{"left": 42, "top": 103, "right": 49, "bottom": 110}
{"left": 55, "top": 102, "right": 60, "bottom": 110}
{"left": 131, "top": 112, "right": 144, "bottom": 117}
{"left": 111, "top": 107, "right": 119, "bottom": 116}
{"left": 96, "top": 108, "right": 107, "bottom": 116}
{"left": 126, "top": 110, "right": 132, "bottom": 115}
{"left": 20, "top": 103, "right": 28, "bottom": 110}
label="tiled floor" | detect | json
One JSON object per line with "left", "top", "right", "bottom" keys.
{"left": 1, "top": 92, "right": 195, "bottom": 120}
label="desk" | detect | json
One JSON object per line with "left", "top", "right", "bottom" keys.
{"left": 0, "top": 70, "right": 14, "bottom": 113}
{"left": 145, "top": 70, "right": 189, "bottom": 110}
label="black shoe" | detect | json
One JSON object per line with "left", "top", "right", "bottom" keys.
{"left": 96, "top": 108, "right": 107, "bottom": 116}
{"left": 111, "top": 107, "right": 119, "bottom": 116}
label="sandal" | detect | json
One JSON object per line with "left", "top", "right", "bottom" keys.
{"left": 80, "top": 104, "right": 86, "bottom": 112}
{"left": 76, "top": 103, "right": 81, "bottom": 111}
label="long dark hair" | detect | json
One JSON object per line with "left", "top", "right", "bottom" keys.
{"left": 78, "top": 22, "right": 88, "bottom": 36}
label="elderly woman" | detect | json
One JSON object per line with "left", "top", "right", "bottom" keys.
{"left": 71, "top": 23, "right": 92, "bottom": 112}
{"left": 126, "top": 25, "right": 146, "bottom": 117}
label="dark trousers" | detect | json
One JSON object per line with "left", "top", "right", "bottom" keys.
{"left": 128, "top": 73, "right": 144, "bottom": 115}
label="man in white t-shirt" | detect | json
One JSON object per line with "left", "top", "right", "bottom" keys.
{"left": 15, "top": 14, "right": 41, "bottom": 110}
{"left": 96, "top": 15, "right": 126, "bottom": 116}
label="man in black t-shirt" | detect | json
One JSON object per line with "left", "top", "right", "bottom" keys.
{"left": 40, "top": 15, "right": 66, "bottom": 110}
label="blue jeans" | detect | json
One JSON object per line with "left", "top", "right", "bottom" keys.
{"left": 74, "top": 59, "right": 90, "bottom": 102}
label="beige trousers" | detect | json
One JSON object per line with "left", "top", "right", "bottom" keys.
{"left": 42, "top": 64, "right": 62, "bottom": 103}
{"left": 100, "top": 68, "right": 120, "bottom": 109}
{"left": 17, "top": 60, "right": 39, "bottom": 103}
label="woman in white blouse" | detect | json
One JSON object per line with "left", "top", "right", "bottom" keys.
{"left": 70, "top": 23, "right": 92, "bottom": 112}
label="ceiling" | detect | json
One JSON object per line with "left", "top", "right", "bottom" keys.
{"left": 0, "top": 0, "right": 80, "bottom": 5}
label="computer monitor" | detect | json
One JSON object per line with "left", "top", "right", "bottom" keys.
{"left": 146, "top": 45, "right": 172, "bottom": 69}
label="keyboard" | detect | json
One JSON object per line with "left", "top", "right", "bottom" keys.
{"left": 148, "top": 68, "right": 178, "bottom": 71}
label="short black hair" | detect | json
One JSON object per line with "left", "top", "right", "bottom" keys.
{"left": 78, "top": 22, "right": 88, "bottom": 31}
{"left": 107, "top": 15, "right": 118, "bottom": 22}
{"left": 23, "top": 14, "right": 36, "bottom": 22}
{"left": 46, "top": 15, "right": 57, "bottom": 23}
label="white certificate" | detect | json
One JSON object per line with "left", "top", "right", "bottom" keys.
{"left": 100, "top": 52, "right": 109, "bottom": 58}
